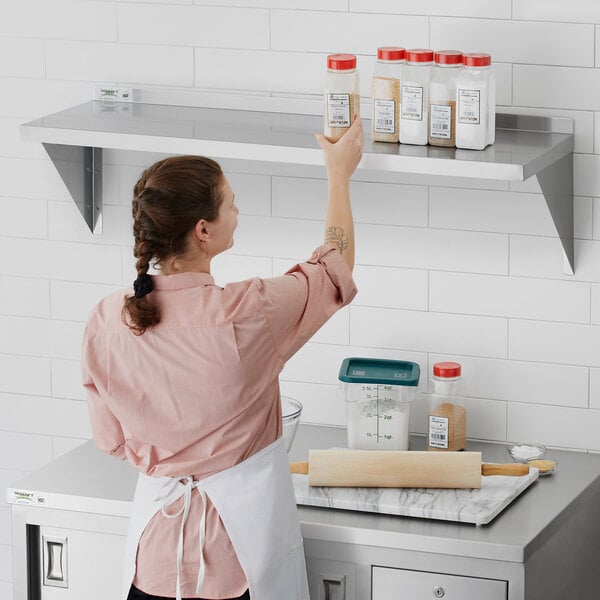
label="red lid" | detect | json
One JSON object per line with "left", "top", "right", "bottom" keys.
{"left": 433, "top": 362, "right": 462, "bottom": 378}
{"left": 463, "top": 52, "right": 491, "bottom": 67}
{"left": 377, "top": 46, "right": 405, "bottom": 61}
{"left": 405, "top": 49, "right": 434, "bottom": 63}
{"left": 327, "top": 54, "right": 357, "bottom": 70}
{"left": 434, "top": 50, "right": 463, "bottom": 65}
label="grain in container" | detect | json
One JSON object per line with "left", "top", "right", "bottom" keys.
{"left": 429, "top": 50, "right": 463, "bottom": 147}
{"left": 399, "top": 49, "right": 433, "bottom": 145}
{"left": 371, "top": 46, "right": 405, "bottom": 143}
{"left": 339, "top": 357, "right": 420, "bottom": 451}
{"left": 324, "top": 53, "right": 360, "bottom": 142}
{"left": 427, "top": 361, "right": 466, "bottom": 452}
{"left": 455, "top": 53, "right": 495, "bottom": 150}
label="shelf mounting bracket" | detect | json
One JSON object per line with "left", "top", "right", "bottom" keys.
{"left": 43, "top": 143, "right": 103, "bottom": 234}
{"left": 535, "top": 153, "right": 574, "bottom": 275}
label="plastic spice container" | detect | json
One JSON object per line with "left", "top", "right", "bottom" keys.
{"left": 455, "top": 53, "right": 495, "bottom": 150}
{"left": 429, "top": 50, "right": 463, "bottom": 147}
{"left": 427, "top": 361, "right": 466, "bottom": 451}
{"left": 399, "top": 49, "right": 434, "bottom": 145}
{"left": 324, "top": 54, "right": 360, "bottom": 143}
{"left": 371, "top": 46, "right": 405, "bottom": 143}
{"left": 339, "top": 357, "right": 420, "bottom": 451}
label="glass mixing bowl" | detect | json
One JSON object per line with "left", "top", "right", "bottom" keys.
{"left": 281, "top": 396, "right": 302, "bottom": 453}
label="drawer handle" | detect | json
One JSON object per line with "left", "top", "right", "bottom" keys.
{"left": 42, "top": 535, "right": 68, "bottom": 589}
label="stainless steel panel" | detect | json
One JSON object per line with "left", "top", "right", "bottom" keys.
{"left": 372, "top": 566, "right": 507, "bottom": 600}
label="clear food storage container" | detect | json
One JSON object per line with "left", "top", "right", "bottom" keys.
{"left": 324, "top": 53, "right": 360, "bottom": 142}
{"left": 339, "top": 357, "right": 421, "bottom": 451}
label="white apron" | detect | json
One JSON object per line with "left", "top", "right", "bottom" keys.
{"left": 122, "top": 437, "right": 309, "bottom": 600}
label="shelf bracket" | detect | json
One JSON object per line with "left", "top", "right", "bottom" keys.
{"left": 43, "top": 143, "right": 103, "bottom": 234}
{"left": 535, "top": 153, "right": 574, "bottom": 275}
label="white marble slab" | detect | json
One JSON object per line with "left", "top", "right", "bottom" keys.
{"left": 293, "top": 465, "right": 539, "bottom": 526}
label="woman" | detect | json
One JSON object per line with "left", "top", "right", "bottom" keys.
{"left": 82, "top": 115, "right": 363, "bottom": 600}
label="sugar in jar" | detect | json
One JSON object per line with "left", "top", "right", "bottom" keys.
{"left": 324, "top": 53, "right": 360, "bottom": 142}
{"left": 455, "top": 53, "right": 495, "bottom": 150}
{"left": 399, "top": 49, "right": 434, "bottom": 145}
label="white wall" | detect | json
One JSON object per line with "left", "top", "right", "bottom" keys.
{"left": 2, "top": 0, "right": 600, "bottom": 592}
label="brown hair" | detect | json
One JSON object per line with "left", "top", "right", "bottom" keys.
{"left": 122, "top": 155, "right": 224, "bottom": 335}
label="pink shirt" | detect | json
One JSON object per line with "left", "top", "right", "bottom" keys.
{"left": 82, "top": 244, "right": 356, "bottom": 599}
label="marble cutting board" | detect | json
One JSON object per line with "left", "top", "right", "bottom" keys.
{"left": 292, "top": 464, "right": 539, "bottom": 526}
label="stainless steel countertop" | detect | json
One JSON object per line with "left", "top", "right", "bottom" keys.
{"left": 8, "top": 424, "right": 600, "bottom": 564}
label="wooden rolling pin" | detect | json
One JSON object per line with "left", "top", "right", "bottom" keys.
{"left": 289, "top": 450, "right": 529, "bottom": 489}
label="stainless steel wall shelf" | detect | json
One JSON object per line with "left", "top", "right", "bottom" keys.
{"left": 21, "top": 101, "right": 575, "bottom": 273}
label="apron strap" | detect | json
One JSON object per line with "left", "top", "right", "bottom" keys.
{"left": 156, "top": 476, "right": 207, "bottom": 600}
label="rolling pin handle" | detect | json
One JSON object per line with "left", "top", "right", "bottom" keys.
{"left": 289, "top": 461, "right": 309, "bottom": 475}
{"left": 481, "top": 463, "right": 529, "bottom": 477}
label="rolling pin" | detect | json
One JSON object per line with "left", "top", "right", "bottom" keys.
{"left": 289, "top": 450, "right": 529, "bottom": 489}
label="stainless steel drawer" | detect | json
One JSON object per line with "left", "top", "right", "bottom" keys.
{"left": 372, "top": 566, "right": 507, "bottom": 600}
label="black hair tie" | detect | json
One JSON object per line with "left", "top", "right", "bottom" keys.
{"left": 133, "top": 273, "right": 154, "bottom": 299}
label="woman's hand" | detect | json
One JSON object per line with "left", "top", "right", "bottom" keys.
{"left": 315, "top": 115, "right": 364, "bottom": 181}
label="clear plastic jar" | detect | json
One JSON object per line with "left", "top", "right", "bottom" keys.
{"left": 371, "top": 46, "right": 405, "bottom": 143}
{"left": 455, "top": 53, "right": 495, "bottom": 150}
{"left": 324, "top": 53, "right": 360, "bottom": 142}
{"left": 429, "top": 50, "right": 463, "bottom": 147}
{"left": 399, "top": 48, "right": 433, "bottom": 145}
{"left": 427, "top": 361, "right": 466, "bottom": 452}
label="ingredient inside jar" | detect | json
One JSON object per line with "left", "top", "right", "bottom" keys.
{"left": 371, "top": 76, "right": 400, "bottom": 142}
{"left": 429, "top": 100, "right": 456, "bottom": 146}
{"left": 427, "top": 401, "right": 466, "bottom": 451}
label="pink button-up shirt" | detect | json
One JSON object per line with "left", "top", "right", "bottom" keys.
{"left": 82, "top": 244, "right": 357, "bottom": 599}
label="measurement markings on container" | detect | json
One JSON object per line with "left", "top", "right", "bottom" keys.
{"left": 361, "top": 384, "right": 396, "bottom": 443}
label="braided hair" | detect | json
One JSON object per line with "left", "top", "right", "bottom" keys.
{"left": 122, "top": 155, "right": 223, "bottom": 335}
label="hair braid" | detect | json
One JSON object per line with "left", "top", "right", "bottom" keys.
{"left": 121, "top": 155, "right": 223, "bottom": 335}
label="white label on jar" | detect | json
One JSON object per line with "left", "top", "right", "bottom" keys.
{"left": 428, "top": 415, "right": 449, "bottom": 449}
{"left": 457, "top": 89, "right": 481, "bottom": 125}
{"left": 327, "top": 93, "right": 351, "bottom": 128}
{"left": 401, "top": 85, "right": 423, "bottom": 121}
{"left": 374, "top": 99, "right": 395, "bottom": 133}
{"left": 430, "top": 104, "right": 452, "bottom": 139}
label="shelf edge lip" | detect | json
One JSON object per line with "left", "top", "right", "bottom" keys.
{"left": 21, "top": 124, "right": 527, "bottom": 181}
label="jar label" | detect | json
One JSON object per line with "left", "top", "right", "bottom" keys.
{"left": 327, "top": 93, "right": 351, "bottom": 128}
{"left": 430, "top": 103, "right": 452, "bottom": 139}
{"left": 457, "top": 89, "right": 481, "bottom": 125}
{"left": 401, "top": 85, "right": 423, "bottom": 121}
{"left": 428, "top": 415, "right": 449, "bottom": 449}
{"left": 374, "top": 99, "right": 395, "bottom": 133}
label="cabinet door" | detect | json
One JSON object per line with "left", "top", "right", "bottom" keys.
{"left": 372, "top": 566, "right": 507, "bottom": 600}
{"left": 36, "top": 525, "right": 125, "bottom": 600}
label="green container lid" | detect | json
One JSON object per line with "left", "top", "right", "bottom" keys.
{"left": 338, "top": 357, "right": 420, "bottom": 386}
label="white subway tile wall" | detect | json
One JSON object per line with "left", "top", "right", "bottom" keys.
{"left": 2, "top": 2, "right": 600, "bottom": 585}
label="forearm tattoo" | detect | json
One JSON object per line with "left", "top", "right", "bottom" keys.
{"left": 326, "top": 226, "right": 350, "bottom": 253}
